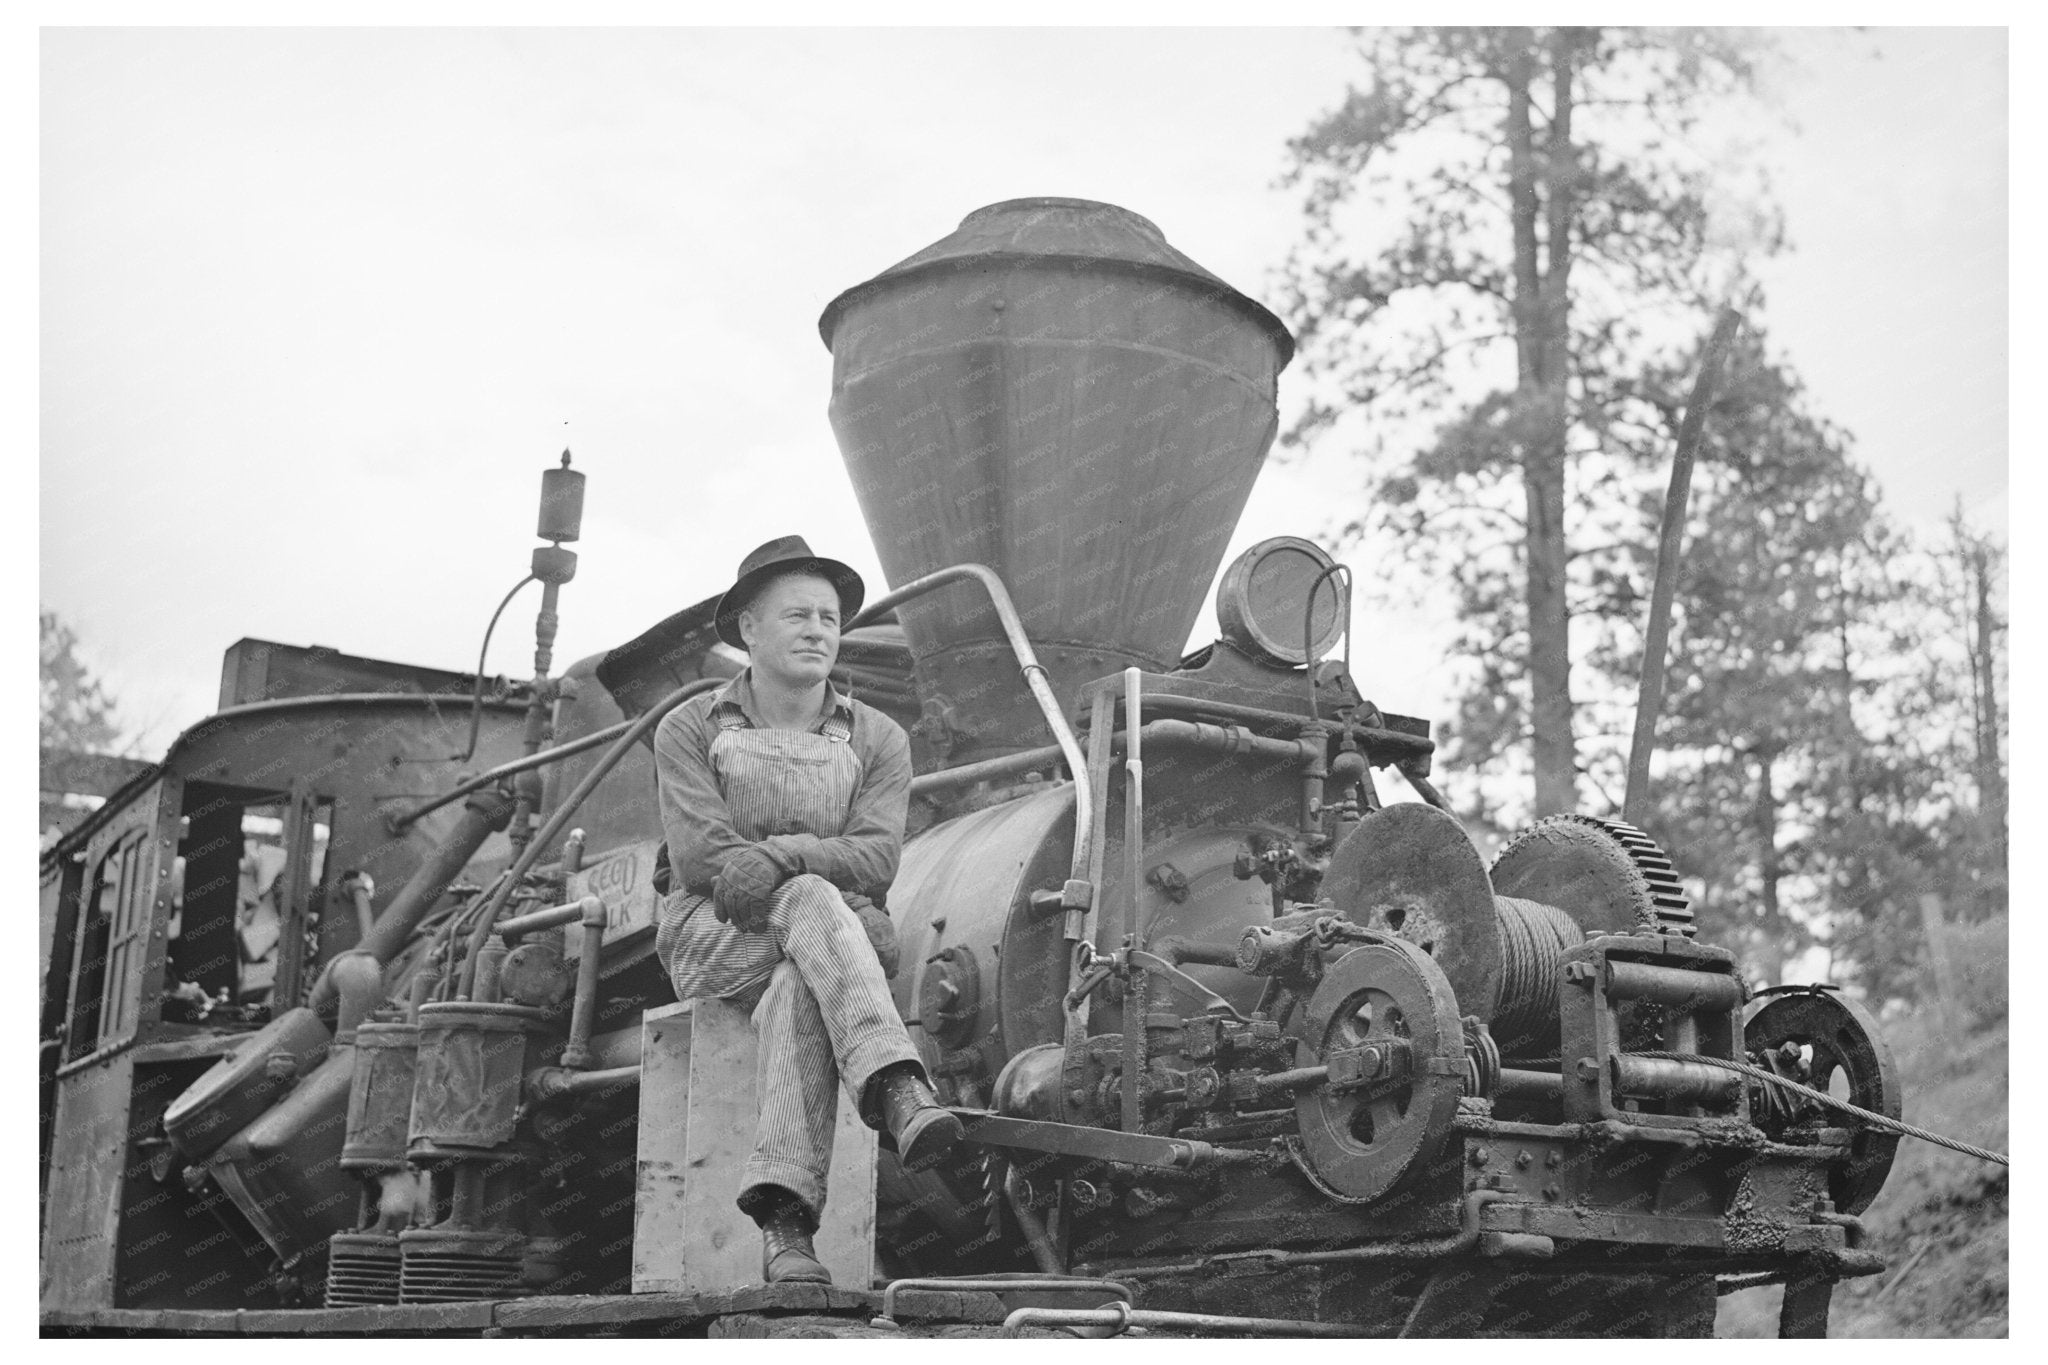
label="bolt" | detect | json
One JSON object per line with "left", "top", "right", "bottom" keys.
{"left": 1542, "top": 1184, "right": 1561, "bottom": 1201}
{"left": 1576, "top": 1057, "right": 1602, "bottom": 1082}
{"left": 1514, "top": 1150, "right": 1532, "bottom": 1169}
{"left": 1545, "top": 1150, "right": 1562, "bottom": 1169}
{"left": 1469, "top": 1146, "right": 1490, "bottom": 1167}
{"left": 1564, "top": 962, "right": 1596, "bottom": 985}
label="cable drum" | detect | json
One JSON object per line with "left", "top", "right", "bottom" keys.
{"left": 1490, "top": 895, "right": 1579, "bottom": 1058}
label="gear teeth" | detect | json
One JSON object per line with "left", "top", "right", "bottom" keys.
{"left": 1575, "top": 815, "right": 1695, "bottom": 936}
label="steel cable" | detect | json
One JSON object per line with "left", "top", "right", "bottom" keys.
{"left": 1635, "top": 1051, "right": 2009, "bottom": 1166}
{"left": 1492, "top": 895, "right": 1578, "bottom": 1054}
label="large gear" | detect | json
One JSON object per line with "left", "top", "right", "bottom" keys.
{"left": 1491, "top": 813, "right": 1693, "bottom": 937}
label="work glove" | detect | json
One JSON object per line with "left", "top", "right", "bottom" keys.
{"left": 846, "top": 895, "right": 899, "bottom": 978}
{"left": 713, "top": 843, "right": 800, "bottom": 933}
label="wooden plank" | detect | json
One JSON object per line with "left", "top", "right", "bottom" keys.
{"left": 682, "top": 999, "right": 771, "bottom": 1292}
{"left": 815, "top": 1067, "right": 877, "bottom": 1290}
{"left": 494, "top": 1284, "right": 871, "bottom": 1330}
{"left": 631, "top": 1002, "right": 696, "bottom": 1293}
{"left": 237, "top": 1303, "right": 496, "bottom": 1334}
{"left": 494, "top": 1291, "right": 724, "bottom": 1331}
{"left": 1482, "top": 1201, "right": 1725, "bottom": 1248}
{"left": 634, "top": 996, "right": 881, "bottom": 1293}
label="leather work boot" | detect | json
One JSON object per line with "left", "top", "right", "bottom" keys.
{"left": 757, "top": 1199, "right": 831, "bottom": 1286}
{"left": 877, "top": 1065, "right": 964, "bottom": 1172}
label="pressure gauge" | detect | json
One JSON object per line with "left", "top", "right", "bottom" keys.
{"left": 1215, "top": 536, "right": 1346, "bottom": 666}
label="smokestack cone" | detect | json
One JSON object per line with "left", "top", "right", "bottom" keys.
{"left": 820, "top": 198, "right": 1294, "bottom": 763}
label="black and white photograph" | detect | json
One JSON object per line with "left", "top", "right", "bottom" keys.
{"left": 36, "top": 17, "right": 2012, "bottom": 1340}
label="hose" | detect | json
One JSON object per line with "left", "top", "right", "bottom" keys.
{"left": 449, "top": 573, "right": 536, "bottom": 763}
{"left": 1635, "top": 1052, "right": 2009, "bottom": 1166}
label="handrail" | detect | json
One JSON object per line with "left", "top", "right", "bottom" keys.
{"left": 846, "top": 563, "right": 1093, "bottom": 925}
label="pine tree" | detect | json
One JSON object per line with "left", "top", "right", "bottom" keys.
{"left": 39, "top": 609, "right": 125, "bottom": 754}
{"left": 1280, "top": 26, "right": 1778, "bottom": 823}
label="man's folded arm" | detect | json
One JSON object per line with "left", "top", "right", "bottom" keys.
{"left": 758, "top": 721, "right": 911, "bottom": 902}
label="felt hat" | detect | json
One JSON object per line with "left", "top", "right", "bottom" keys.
{"left": 714, "top": 535, "right": 866, "bottom": 649}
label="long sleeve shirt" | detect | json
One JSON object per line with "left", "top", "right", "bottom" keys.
{"left": 652, "top": 670, "right": 913, "bottom": 906}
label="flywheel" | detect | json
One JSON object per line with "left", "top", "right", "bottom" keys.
{"left": 1320, "top": 803, "right": 1503, "bottom": 1023}
{"left": 1745, "top": 988, "right": 1902, "bottom": 1215}
{"left": 1288, "top": 936, "right": 1465, "bottom": 1204}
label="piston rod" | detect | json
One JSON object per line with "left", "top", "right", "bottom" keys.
{"left": 1611, "top": 1054, "right": 1742, "bottom": 1106}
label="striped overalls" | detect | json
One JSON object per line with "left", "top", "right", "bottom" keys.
{"left": 653, "top": 716, "right": 920, "bottom": 1216}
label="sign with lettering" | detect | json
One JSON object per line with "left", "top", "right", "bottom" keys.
{"left": 565, "top": 838, "right": 663, "bottom": 956}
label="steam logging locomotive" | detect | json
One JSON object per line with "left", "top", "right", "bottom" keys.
{"left": 40, "top": 199, "right": 1901, "bottom": 1338}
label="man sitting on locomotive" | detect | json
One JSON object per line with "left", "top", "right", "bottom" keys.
{"left": 652, "top": 535, "right": 962, "bottom": 1285}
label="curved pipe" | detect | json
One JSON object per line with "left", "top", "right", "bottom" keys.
{"left": 449, "top": 571, "right": 537, "bottom": 764}
{"left": 1077, "top": 1190, "right": 1504, "bottom": 1281}
{"left": 455, "top": 679, "right": 723, "bottom": 998}
{"left": 846, "top": 563, "right": 1091, "bottom": 859}
{"left": 526, "top": 1065, "right": 640, "bottom": 1104}
{"left": 329, "top": 953, "right": 386, "bottom": 1041}
{"left": 307, "top": 785, "right": 515, "bottom": 1017}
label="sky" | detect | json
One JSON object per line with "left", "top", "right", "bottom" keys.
{"left": 38, "top": 25, "right": 2010, "bottom": 759}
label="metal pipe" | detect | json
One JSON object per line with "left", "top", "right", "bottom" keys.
{"left": 1254, "top": 1065, "right": 1329, "bottom": 1094}
{"left": 1135, "top": 718, "right": 1311, "bottom": 764}
{"left": 526, "top": 1064, "right": 639, "bottom": 1104}
{"left": 847, "top": 562, "right": 1099, "bottom": 1015}
{"left": 341, "top": 875, "right": 376, "bottom": 940}
{"left": 389, "top": 721, "right": 631, "bottom": 832}
{"left": 1001, "top": 1305, "right": 1354, "bottom": 1338}
{"left": 1079, "top": 1190, "right": 1505, "bottom": 1281}
{"left": 1138, "top": 693, "right": 1433, "bottom": 761}
{"left": 844, "top": 563, "right": 1090, "bottom": 849}
{"left": 307, "top": 785, "right": 515, "bottom": 1016}
{"left": 1624, "top": 304, "right": 1745, "bottom": 826}
{"left": 454, "top": 678, "right": 723, "bottom": 999}
{"left": 560, "top": 897, "right": 609, "bottom": 1069}
{"left": 1604, "top": 960, "right": 1744, "bottom": 1011}
{"left": 329, "top": 952, "right": 386, "bottom": 1042}
{"left": 1006, "top": 1167, "right": 1063, "bottom": 1275}
{"left": 494, "top": 895, "right": 603, "bottom": 941}
{"left": 873, "top": 1275, "right": 1137, "bottom": 1330}
{"left": 1155, "top": 937, "right": 1239, "bottom": 969}
{"left": 909, "top": 743, "right": 1065, "bottom": 798}
{"left": 1122, "top": 668, "right": 1146, "bottom": 1137}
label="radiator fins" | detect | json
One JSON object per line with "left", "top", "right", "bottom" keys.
{"left": 397, "top": 1229, "right": 527, "bottom": 1303}
{"left": 323, "top": 1232, "right": 402, "bottom": 1307}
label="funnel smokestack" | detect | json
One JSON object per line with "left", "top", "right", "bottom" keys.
{"left": 820, "top": 198, "right": 1294, "bottom": 763}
